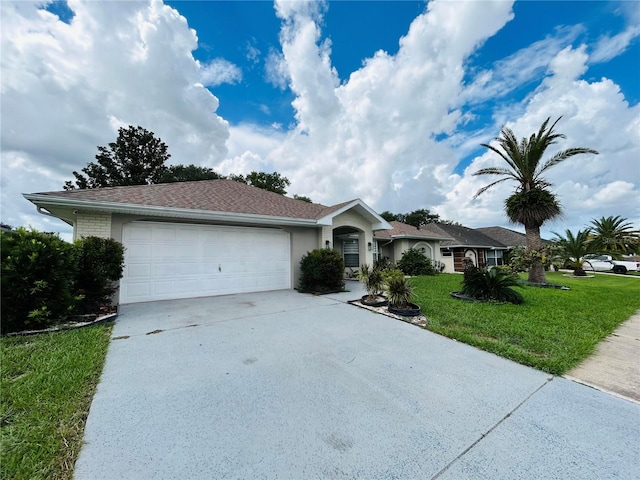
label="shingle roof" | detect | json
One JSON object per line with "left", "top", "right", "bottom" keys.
{"left": 31, "top": 180, "right": 343, "bottom": 220}
{"left": 374, "top": 221, "right": 452, "bottom": 241}
{"left": 420, "top": 223, "right": 507, "bottom": 248}
{"left": 475, "top": 226, "right": 527, "bottom": 248}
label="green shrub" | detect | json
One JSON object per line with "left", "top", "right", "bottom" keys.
{"left": 1, "top": 228, "right": 78, "bottom": 333}
{"left": 74, "top": 236, "right": 125, "bottom": 314}
{"left": 397, "top": 248, "right": 436, "bottom": 276}
{"left": 460, "top": 266, "right": 524, "bottom": 304}
{"left": 298, "top": 248, "right": 345, "bottom": 293}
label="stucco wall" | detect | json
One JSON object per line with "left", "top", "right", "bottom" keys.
{"left": 330, "top": 210, "right": 376, "bottom": 266}
{"left": 282, "top": 226, "right": 320, "bottom": 288}
{"left": 74, "top": 212, "right": 112, "bottom": 240}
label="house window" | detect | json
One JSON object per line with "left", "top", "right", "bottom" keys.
{"left": 486, "top": 250, "right": 504, "bottom": 266}
{"left": 343, "top": 239, "right": 359, "bottom": 267}
{"left": 372, "top": 240, "right": 379, "bottom": 261}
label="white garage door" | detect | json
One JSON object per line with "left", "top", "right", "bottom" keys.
{"left": 120, "top": 222, "right": 291, "bottom": 304}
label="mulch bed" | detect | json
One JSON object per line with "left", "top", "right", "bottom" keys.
{"left": 5, "top": 310, "right": 118, "bottom": 337}
{"left": 349, "top": 299, "right": 428, "bottom": 328}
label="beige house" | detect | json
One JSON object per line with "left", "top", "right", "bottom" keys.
{"left": 24, "top": 180, "right": 391, "bottom": 304}
{"left": 373, "top": 221, "right": 452, "bottom": 268}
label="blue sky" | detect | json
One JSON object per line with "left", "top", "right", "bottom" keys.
{"left": 2, "top": 0, "right": 639, "bottom": 239}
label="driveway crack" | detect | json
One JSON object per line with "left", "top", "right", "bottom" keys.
{"left": 431, "top": 376, "right": 554, "bottom": 479}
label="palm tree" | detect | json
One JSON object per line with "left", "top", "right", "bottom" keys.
{"left": 473, "top": 117, "right": 598, "bottom": 283}
{"left": 589, "top": 216, "right": 639, "bottom": 257}
{"left": 552, "top": 229, "right": 595, "bottom": 276}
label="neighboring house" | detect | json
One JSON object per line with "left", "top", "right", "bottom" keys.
{"left": 24, "top": 180, "right": 391, "bottom": 304}
{"left": 475, "top": 226, "right": 528, "bottom": 250}
{"left": 420, "top": 223, "right": 509, "bottom": 272}
{"left": 373, "top": 221, "right": 452, "bottom": 267}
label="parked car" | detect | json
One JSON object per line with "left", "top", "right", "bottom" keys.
{"left": 583, "top": 255, "right": 640, "bottom": 274}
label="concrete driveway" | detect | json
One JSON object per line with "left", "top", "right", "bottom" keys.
{"left": 75, "top": 286, "right": 640, "bottom": 479}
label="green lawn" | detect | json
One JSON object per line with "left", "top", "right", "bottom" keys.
{"left": 1, "top": 324, "right": 112, "bottom": 480}
{"left": 411, "top": 272, "right": 640, "bottom": 375}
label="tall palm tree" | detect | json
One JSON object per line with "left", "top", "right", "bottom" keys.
{"left": 589, "top": 216, "right": 639, "bottom": 257}
{"left": 552, "top": 228, "right": 594, "bottom": 276}
{"left": 473, "top": 117, "right": 598, "bottom": 283}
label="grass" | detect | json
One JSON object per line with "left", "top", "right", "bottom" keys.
{"left": 411, "top": 272, "right": 640, "bottom": 375}
{"left": 1, "top": 324, "right": 113, "bottom": 480}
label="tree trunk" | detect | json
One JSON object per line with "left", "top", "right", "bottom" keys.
{"left": 525, "top": 224, "right": 546, "bottom": 283}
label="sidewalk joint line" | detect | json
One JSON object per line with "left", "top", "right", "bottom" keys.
{"left": 431, "top": 376, "right": 554, "bottom": 479}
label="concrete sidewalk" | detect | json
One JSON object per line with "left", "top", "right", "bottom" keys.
{"left": 566, "top": 311, "right": 640, "bottom": 404}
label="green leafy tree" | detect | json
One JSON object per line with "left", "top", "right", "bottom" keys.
{"left": 159, "top": 164, "right": 223, "bottom": 183}
{"left": 589, "top": 216, "right": 639, "bottom": 257}
{"left": 64, "top": 126, "right": 170, "bottom": 189}
{"left": 404, "top": 209, "right": 440, "bottom": 228}
{"left": 293, "top": 194, "right": 313, "bottom": 203}
{"left": 473, "top": 117, "right": 598, "bottom": 283}
{"left": 230, "top": 171, "right": 291, "bottom": 195}
{"left": 552, "top": 229, "right": 595, "bottom": 276}
{"left": 380, "top": 211, "right": 396, "bottom": 222}
{"left": 379, "top": 209, "right": 440, "bottom": 227}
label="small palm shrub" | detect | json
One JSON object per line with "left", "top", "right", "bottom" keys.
{"left": 460, "top": 266, "right": 524, "bottom": 304}
{"left": 358, "top": 264, "right": 385, "bottom": 301}
{"left": 397, "top": 248, "right": 437, "bottom": 276}
{"left": 384, "top": 269, "right": 413, "bottom": 308}
{"left": 298, "top": 248, "right": 345, "bottom": 293}
{"left": 1, "top": 228, "right": 78, "bottom": 333}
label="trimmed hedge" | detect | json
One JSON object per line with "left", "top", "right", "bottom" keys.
{"left": 397, "top": 248, "right": 437, "bottom": 276}
{"left": 1, "top": 228, "right": 78, "bottom": 332}
{"left": 74, "top": 236, "right": 125, "bottom": 314}
{"left": 1, "top": 229, "right": 125, "bottom": 334}
{"left": 298, "top": 248, "right": 345, "bottom": 293}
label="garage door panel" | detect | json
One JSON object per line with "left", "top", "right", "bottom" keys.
{"left": 121, "top": 222, "right": 291, "bottom": 303}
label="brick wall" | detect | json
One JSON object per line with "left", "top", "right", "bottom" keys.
{"left": 74, "top": 212, "right": 112, "bottom": 240}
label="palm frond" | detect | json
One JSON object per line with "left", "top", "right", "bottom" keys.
{"left": 473, "top": 177, "right": 511, "bottom": 198}
{"left": 539, "top": 147, "right": 599, "bottom": 174}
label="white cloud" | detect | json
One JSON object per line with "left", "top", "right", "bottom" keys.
{"left": 437, "top": 45, "right": 640, "bottom": 237}
{"left": 199, "top": 58, "right": 242, "bottom": 86}
{"left": 1, "top": 0, "right": 229, "bottom": 232}
{"left": 260, "top": 0, "right": 516, "bottom": 211}
{"left": 3, "top": 0, "right": 638, "bottom": 242}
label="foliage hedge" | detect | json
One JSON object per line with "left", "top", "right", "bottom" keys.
{"left": 397, "top": 248, "right": 437, "bottom": 276}
{"left": 1, "top": 229, "right": 125, "bottom": 334}
{"left": 74, "top": 236, "right": 125, "bottom": 314}
{"left": 298, "top": 248, "right": 345, "bottom": 293}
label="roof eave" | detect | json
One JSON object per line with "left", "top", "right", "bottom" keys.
{"left": 23, "top": 194, "right": 320, "bottom": 228}
{"left": 317, "top": 199, "right": 392, "bottom": 230}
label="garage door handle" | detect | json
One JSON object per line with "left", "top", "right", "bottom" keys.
{"left": 218, "top": 265, "right": 221, "bottom": 272}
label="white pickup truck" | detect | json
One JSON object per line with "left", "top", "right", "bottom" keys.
{"left": 583, "top": 255, "right": 640, "bottom": 274}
